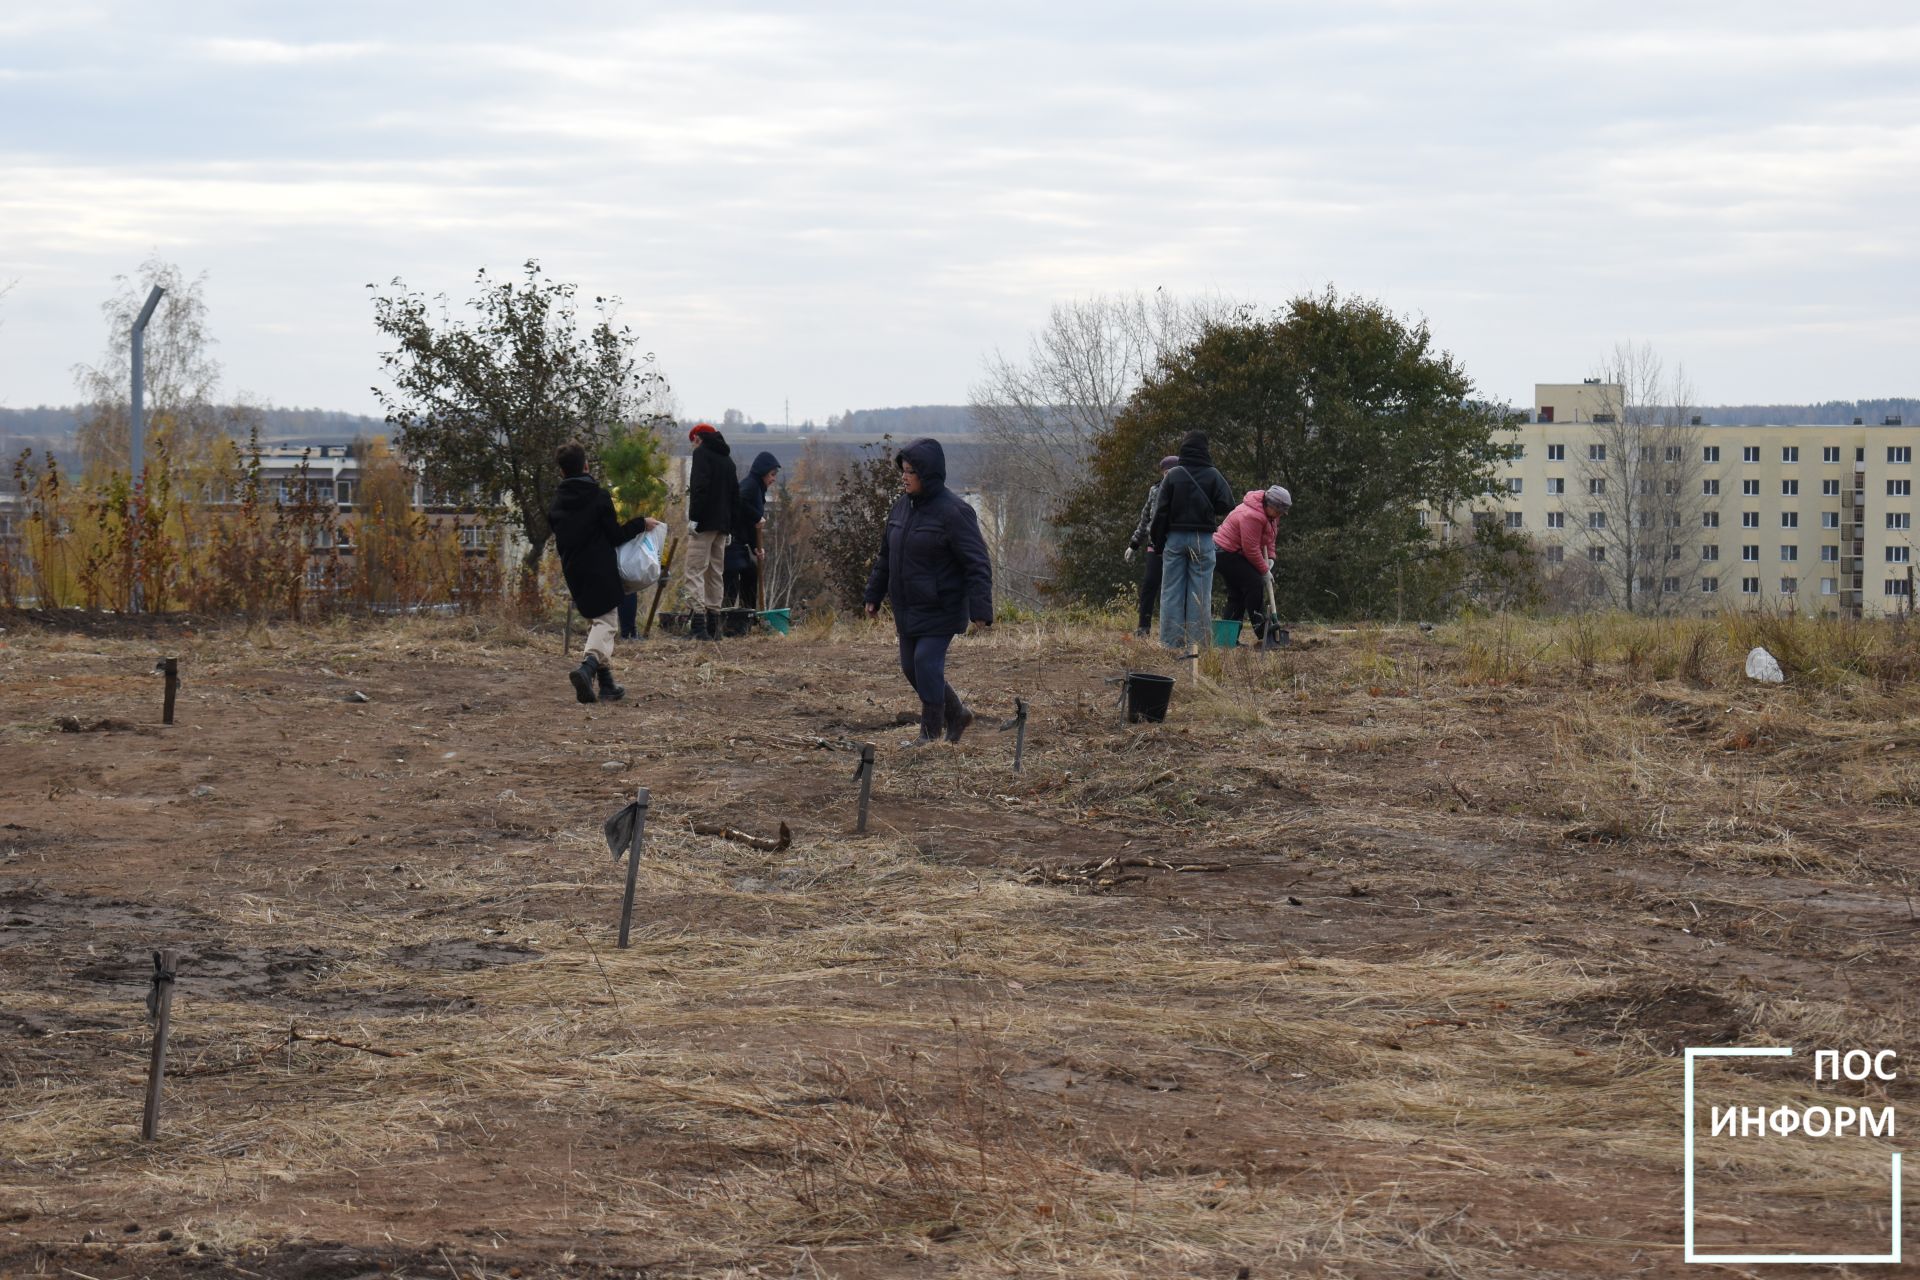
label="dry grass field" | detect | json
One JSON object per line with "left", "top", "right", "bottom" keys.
{"left": 3, "top": 607, "right": 1918, "bottom": 1278}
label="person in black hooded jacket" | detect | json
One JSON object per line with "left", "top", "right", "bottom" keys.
{"left": 547, "top": 441, "right": 659, "bottom": 703}
{"left": 682, "top": 422, "right": 738, "bottom": 640}
{"left": 724, "top": 450, "right": 780, "bottom": 611}
{"left": 863, "top": 438, "right": 993, "bottom": 748}
{"left": 1149, "top": 429, "right": 1234, "bottom": 649}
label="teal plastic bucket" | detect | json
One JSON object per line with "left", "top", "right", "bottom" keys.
{"left": 1211, "top": 618, "right": 1242, "bottom": 648}
{"left": 758, "top": 608, "right": 792, "bottom": 635}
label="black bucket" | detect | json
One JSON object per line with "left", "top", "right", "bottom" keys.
{"left": 722, "top": 608, "right": 754, "bottom": 637}
{"left": 1124, "top": 671, "right": 1174, "bottom": 723}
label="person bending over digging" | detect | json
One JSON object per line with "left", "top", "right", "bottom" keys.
{"left": 1212, "top": 485, "right": 1291, "bottom": 644}
{"left": 864, "top": 438, "right": 994, "bottom": 749}
{"left": 549, "top": 441, "right": 661, "bottom": 704}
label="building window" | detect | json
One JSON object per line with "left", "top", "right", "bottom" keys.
{"left": 1891, "top": 479, "right": 1912, "bottom": 497}
{"left": 1822, "top": 478, "right": 1840, "bottom": 496}
{"left": 1742, "top": 512, "right": 1760, "bottom": 528}
{"left": 1887, "top": 580, "right": 1912, "bottom": 598}
{"left": 1663, "top": 576, "right": 1681, "bottom": 593}
{"left": 1781, "top": 577, "right": 1798, "bottom": 593}
{"left": 1822, "top": 578, "right": 1837, "bottom": 595}
{"left": 1743, "top": 445, "right": 1760, "bottom": 463}
{"left": 1540, "top": 406, "right": 1555, "bottom": 423}
{"left": 1823, "top": 446, "right": 1840, "bottom": 463}
{"left": 1888, "top": 546, "right": 1912, "bottom": 563}
{"left": 1890, "top": 513, "right": 1913, "bottom": 530}
{"left": 1892, "top": 447, "right": 1912, "bottom": 464}
{"left": 1589, "top": 443, "right": 1607, "bottom": 461}
{"left": 1417, "top": 509, "right": 1430, "bottom": 526}
{"left": 1822, "top": 545, "right": 1839, "bottom": 562}
{"left": 1742, "top": 479, "right": 1760, "bottom": 496}
{"left": 1703, "top": 478, "right": 1720, "bottom": 496}
{"left": 1701, "top": 544, "right": 1720, "bottom": 561}
{"left": 335, "top": 480, "right": 354, "bottom": 505}
{"left": 1703, "top": 445, "right": 1721, "bottom": 463}
{"left": 1703, "top": 511, "right": 1720, "bottom": 528}
{"left": 1783, "top": 446, "right": 1800, "bottom": 463}
{"left": 1546, "top": 477, "right": 1565, "bottom": 495}
{"left": 1589, "top": 511, "right": 1607, "bottom": 529}
{"left": 1822, "top": 511, "right": 1839, "bottom": 529}
{"left": 1781, "top": 512, "right": 1799, "bottom": 528}
{"left": 1507, "top": 477, "right": 1523, "bottom": 494}
{"left": 1781, "top": 545, "right": 1799, "bottom": 561}
{"left": 1782, "top": 479, "right": 1799, "bottom": 496}
{"left": 1505, "top": 511, "right": 1524, "bottom": 529}
{"left": 1664, "top": 445, "right": 1682, "bottom": 463}
{"left": 1472, "top": 511, "right": 1495, "bottom": 530}
{"left": 1742, "top": 545, "right": 1759, "bottom": 562}
{"left": 1545, "top": 544, "right": 1564, "bottom": 563}
{"left": 1742, "top": 577, "right": 1760, "bottom": 594}
{"left": 1859, "top": 447, "right": 1868, "bottom": 463}
{"left": 1701, "top": 576, "right": 1719, "bottom": 594}
{"left": 1589, "top": 545, "right": 1607, "bottom": 562}
{"left": 1589, "top": 478, "right": 1607, "bottom": 495}
{"left": 1547, "top": 443, "right": 1565, "bottom": 461}
{"left": 1546, "top": 511, "right": 1566, "bottom": 529}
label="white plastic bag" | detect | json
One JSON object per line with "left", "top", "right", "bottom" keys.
{"left": 1744, "top": 646, "right": 1784, "bottom": 683}
{"left": 616, "top": 526, "right": 665, "bottom": 593}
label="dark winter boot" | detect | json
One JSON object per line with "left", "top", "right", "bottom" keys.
{"left": 901, "top": 701, "right": 945, "bottom": 749}
{"left": 943, "top": 688, "right": 974, "bottom": 744}
{"left": 569, "top": 654, "right": 601, "bottom": 704}
{"left": 595, "top": 662, "right": 625, "bottom": 701}
{"left": 688, "top": 611, "right": 709, "bottom": 642}
{"left": 704, "top": 609, "right": 722, "bottom": 642}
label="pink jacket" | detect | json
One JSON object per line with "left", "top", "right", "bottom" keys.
{"left": 1212, "top": 490, "right": 1278, "bottom": 573}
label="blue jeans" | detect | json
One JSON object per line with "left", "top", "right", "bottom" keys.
{"left": 1158, "top": 531, "right": 1216, "bottom": 649}
{"left": 898, "top": 632, "right": 955, "bottom": 707}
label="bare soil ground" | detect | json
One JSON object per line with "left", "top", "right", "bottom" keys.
{"left": 3, "top": 609, "right": 1917, "bottom": 1278}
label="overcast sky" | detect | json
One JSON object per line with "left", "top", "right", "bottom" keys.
{"left": 1, "top": 2, "right": 1916, "bottom": 422}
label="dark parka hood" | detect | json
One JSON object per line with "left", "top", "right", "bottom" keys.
{"left": 1177, "top": 431, "right": 1214, "bottom": 468}
{"left": 900, "top": 437, "right": 947, "bottom": 498}
{"left": 696, "top": 431, "right": 732, "bottom": 456}
{"left": 747, "top": 451, "right": 780, "bottom": 481}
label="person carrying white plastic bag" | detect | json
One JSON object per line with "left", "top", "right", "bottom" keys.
{"left": 547, "top": 441, "right": 662, "bottom": 704}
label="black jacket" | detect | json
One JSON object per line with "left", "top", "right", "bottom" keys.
{"left": 726, "top": 451, "right": 780, "bottom": 571}
{"left": 864, "top": 438, "right": 993, "bottom": 637}
{"left": 687, "top": 433, "right": 739, "bottom": 534}
{"left": 1150, "top": 433, "right": 1233, "bottom": 545}
{"left": 548, "top": 474, "right": 648, "bottom": 619}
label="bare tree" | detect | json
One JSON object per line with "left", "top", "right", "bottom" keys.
{"left": 71, "top": 259, "right": 236, "bottom": 477}
{"left": 970, "top": 290, "right": 1231, "bottom": 604}
{"left": 1573, "top": 342, "right": 1702, "bottom": 613}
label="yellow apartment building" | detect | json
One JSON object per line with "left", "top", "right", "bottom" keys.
{"left": 1449, "top": 382, "right": 1917, "bottom": 618}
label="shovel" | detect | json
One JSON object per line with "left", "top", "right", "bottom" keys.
{"left": 1259, "top": 571, "right": 1288, "bottom": 651}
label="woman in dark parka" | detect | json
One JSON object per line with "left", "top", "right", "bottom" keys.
{"left": 863, "top": 438, "right": 994, "bottom": 747}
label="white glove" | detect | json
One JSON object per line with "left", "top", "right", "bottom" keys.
{"left": 1123, "top": 547, "right": 1134, "bottom": 563}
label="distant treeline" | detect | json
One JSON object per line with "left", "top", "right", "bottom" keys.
{"left": 1694, "top": 399, "right": 1920, "bottom": 425}
{"left": 0, "top": 404, "right": 385, "bottom": 443}
{"left": 824, "top": 405, "right": 974, "bottom": 435}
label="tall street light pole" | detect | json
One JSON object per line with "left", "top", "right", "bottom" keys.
{"left": 129, "top": 285, "right": 165, "bottom": 613}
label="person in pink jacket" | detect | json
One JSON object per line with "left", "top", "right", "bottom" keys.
{"left": 1211, "top": 485, "right": 1291, "bottom": 643}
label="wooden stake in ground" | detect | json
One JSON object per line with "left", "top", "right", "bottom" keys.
{"left": 1001, "top": 697, "right": 1029, "bottom": 774}
{"left": 160, "top": 658, "right": 179, "bottom": 725}
{"left": 141, "top": 949, "right": 178, "bottom": 1140}
{"left": 853, "top": 743, "right": 875, "bottom": 834}
{"left": 617, "top": 787, "right": 650, "bottom": 948}
{"left": 642, "top": 536, "right": 681, "bottom": 638}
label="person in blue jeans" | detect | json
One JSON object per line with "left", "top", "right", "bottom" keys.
{"left": 1148, "top": 430, "right": 1234, "bottom": 650}
{"left": 863, "top": 438, "right": 994, "bottom": 748}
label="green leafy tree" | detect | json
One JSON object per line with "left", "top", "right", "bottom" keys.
{"left": 1055, "top": 289, "right": 1515, "bottom": 618}
{"left": 601, "top": 422, "right": 670, "bottom": 521}
{"left": 369, "top": 260, "right": 671, "bottom": 582}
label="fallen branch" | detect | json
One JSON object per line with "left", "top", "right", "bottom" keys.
{"left": 1020, "top": 855, "right": 1231, "bottom": 889}
{"left": 287, "top": 1026, "right": 413, "bottom": 1059}
{"left": 692, "top": 821, "right": 793, "bottom": 852}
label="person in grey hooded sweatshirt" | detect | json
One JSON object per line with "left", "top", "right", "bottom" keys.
{"left": 863, "top": 438, "right": 994, "bottom": 748}
{"left": 1124, "top": 454, "right": 1179, "bottom": 636}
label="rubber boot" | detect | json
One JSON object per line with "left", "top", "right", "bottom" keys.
{"left": 943, "top": 688, "right": 974, "bottom": 744}
{"left": 688, "top": 611, "right": 709, "bottom": 642}
{"left": 596, "top": 663, "right": 625, "bottom": 701}
{"left": 569, "top": 654, "right": 601, "bottom": 704}
{"left": 901, "top": 701, "right": 945, "bottom": 749}
{"left": 704, "top": 609, "right": 722, "bottom": 642}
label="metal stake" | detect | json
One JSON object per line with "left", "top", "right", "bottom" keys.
{"left": 161, "top": 658, "right": 179, "bottom": 725}
{"left": 1006, "top": 697, "right": 1029, "bottom": 774}
{"left": 853, "top": 743, "right": 875, "bottom": 834}
{"left": 128, "top": 286, "right": 164, "bottom": 615}
{"left": 141, "top": 949, "right": 178, "bottom": 1140}
{"left": 617, "top": 787, "right": 650, "bottom": 949}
